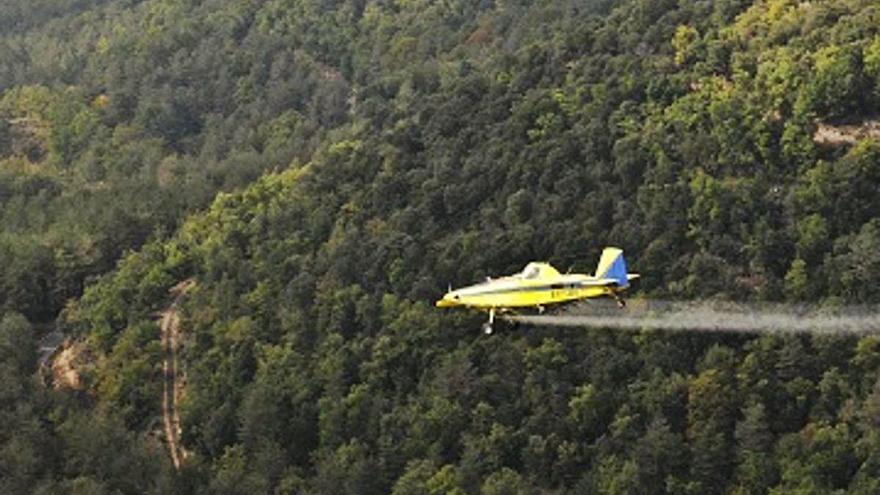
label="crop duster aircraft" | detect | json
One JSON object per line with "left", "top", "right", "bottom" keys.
{"left": 436, "top": 247, "right": 639, "bottom": 334}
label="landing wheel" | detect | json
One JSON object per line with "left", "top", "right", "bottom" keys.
{"left": 481, "top": 309, "right": 497, "bottom": 335}
{"left": 616, "top": 298, "right": 626, "bottom": 308}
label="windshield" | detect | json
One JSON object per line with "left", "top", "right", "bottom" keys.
{"left": 521, "top": 264, "right": 540, "bottom": 279}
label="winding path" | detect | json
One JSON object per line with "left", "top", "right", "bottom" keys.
{"left": 161, "top": 279, "right": 193, "bottom": 470}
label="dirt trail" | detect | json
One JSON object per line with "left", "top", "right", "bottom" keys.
{"left": 161, "top": 279, "right": 194, "bottom": 470}
{"left": 813, "top": 120, "right": 880, "bottom": 145}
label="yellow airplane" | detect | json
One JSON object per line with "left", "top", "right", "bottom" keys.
{"left": 436, "top": 247, "right": 639, "bottom": 334}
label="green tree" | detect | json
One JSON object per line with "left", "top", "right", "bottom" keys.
{"left": 734, "top": 402, "right": 777, "bottom": 494}
{"left": 673, "top": 25, "right": 699, "bottom": 66}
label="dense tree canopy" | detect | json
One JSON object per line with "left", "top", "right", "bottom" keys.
{"left": 4, "top": 0, "right": 880, "bottom": 493}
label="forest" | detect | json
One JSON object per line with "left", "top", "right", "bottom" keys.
{"left": 3, "top": 0, "right": 880, "bottom": 493}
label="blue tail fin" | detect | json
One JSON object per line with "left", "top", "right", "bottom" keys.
{"left": 595, "top": 247, "right": 630, "bottom": 287}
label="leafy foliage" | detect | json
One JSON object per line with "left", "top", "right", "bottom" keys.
{"left": 4, "top": 0, "right": 880, "bottom": 493}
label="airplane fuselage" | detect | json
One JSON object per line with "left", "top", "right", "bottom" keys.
{"left": 435, "top": 274, "right": 616, "bottom": 309}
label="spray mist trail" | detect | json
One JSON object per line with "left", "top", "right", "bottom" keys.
{"left": 504, "top": 300, "right": 880, "bottom": 336}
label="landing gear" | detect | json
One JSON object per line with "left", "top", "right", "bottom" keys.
{"left": 616, "top": 298, "right": 626, "bottom": 308}
{"left": 482, "top": 309, "right": 496, "bottom": 335}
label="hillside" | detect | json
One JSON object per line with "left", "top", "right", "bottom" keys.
{"left": 4, "top": 0, "right": 880, "bottom": 493}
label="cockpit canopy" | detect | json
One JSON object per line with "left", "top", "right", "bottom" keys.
{"left": 518, "top": 262, "right": 561, "bottom": 280}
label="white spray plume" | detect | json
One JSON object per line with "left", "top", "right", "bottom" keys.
{"left": 504, "top": 299, "right": 880, "bottom": 336}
